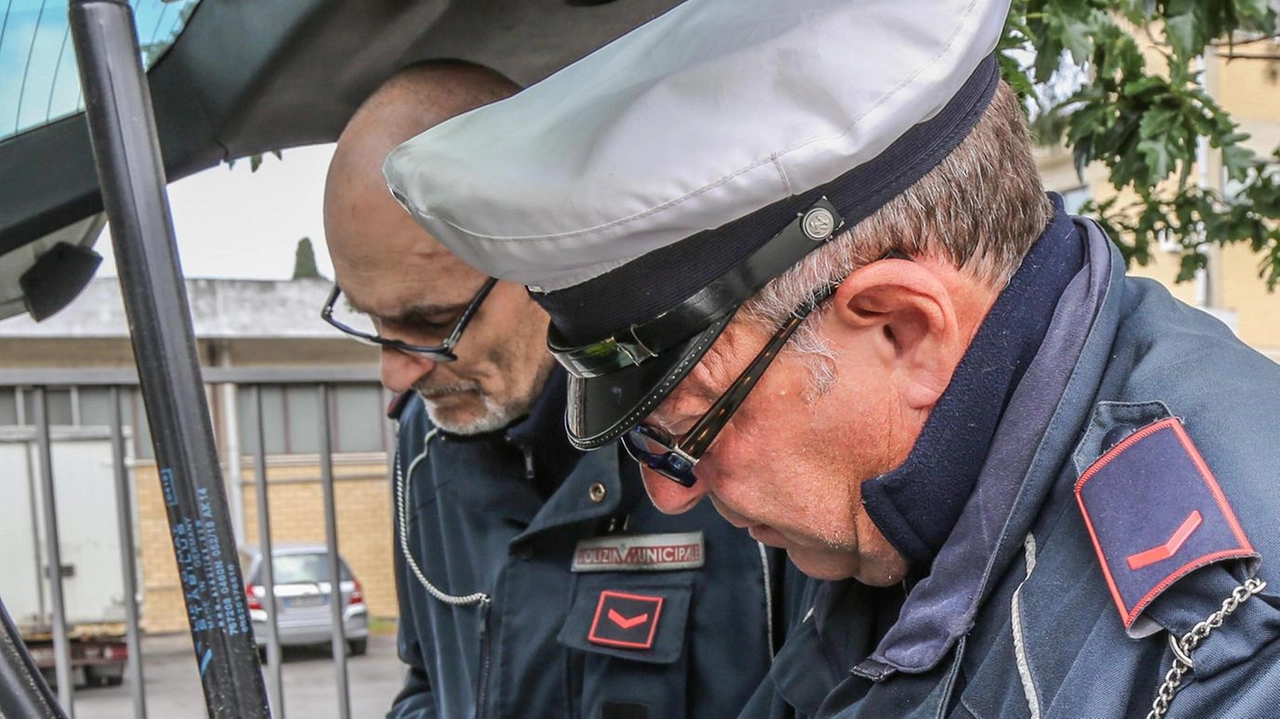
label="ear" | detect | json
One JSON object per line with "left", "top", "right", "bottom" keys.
{"left": 824, "top": 259, "right": 964, "bottom": 410}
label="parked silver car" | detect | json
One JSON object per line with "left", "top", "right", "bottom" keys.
{"left": 239, "top": 545, "right": 369, "bottom": 656}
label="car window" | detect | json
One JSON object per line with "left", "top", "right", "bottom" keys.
{"left": 271, "top": 553, "right": 352, "bottom": 584}
{"left": 0, "top": 0, "right": 203, "bottom": 142}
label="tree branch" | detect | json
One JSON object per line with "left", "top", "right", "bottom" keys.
{"left": 1213, "top": 50, "right": 1280, "bottom": 61}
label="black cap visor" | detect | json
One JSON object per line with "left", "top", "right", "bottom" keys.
{"left": 566, "top": 313, "right": 732, "bottom": 449}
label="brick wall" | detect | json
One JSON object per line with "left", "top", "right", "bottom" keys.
{"left": 134, "top": 457, "right": 395, "bottom": 634}
{"left": 135, "top": 463, "right": 188, "bottom": 634}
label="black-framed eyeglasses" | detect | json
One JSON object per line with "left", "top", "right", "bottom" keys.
{"left": 320, "top": 277, "right": 498, "bottom": 362}
{"left": 620, "top": 284, "right": 835, "bottom": 487}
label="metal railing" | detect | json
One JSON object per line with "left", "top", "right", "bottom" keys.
{"left": 0, "top": 367, "right": 387, "bottom": 719}
{"left": 0, "top": 2, "right": 395, "bottom": 716}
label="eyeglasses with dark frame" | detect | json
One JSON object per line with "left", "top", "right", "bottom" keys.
{"left": 321, "top": 277, "right": 498, "bottom": 362}
{"left": 621, "top": 283, "right": 836, "bottom": 487}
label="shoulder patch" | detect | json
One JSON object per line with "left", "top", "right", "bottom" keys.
{"left": 1075, "top": 417, "right": 1257, "bottom": 633}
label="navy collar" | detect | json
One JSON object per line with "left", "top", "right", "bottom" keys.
{"left": 505, "top": 368, "right": 584, "bottom": 495}
{"left": 861, "top": 194, "right": 1084, "bottom": 566}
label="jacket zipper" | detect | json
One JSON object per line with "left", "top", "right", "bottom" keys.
{"left": 522, "top": 446, "right": 535, "bottom": 483}
{"left": 476, "top": 598, "right": 494, "bottom": 719}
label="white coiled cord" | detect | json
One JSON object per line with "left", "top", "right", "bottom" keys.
{"left": 396, "top": 427, "right": 490, "bottom": 606}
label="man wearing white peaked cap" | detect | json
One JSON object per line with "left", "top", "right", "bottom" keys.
{"left": 387, "top": 0, "right": 1280, "bottom": 717}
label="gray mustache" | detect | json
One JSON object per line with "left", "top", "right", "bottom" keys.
{"left": 415, "top": 382, "right": 481, "bottom": 400}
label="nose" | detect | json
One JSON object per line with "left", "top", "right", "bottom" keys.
{"left": 639, "top": 465, "right": 708, "bottom": 515}
{"left": 379, "top": 346, "right": 437, "bottom": 393}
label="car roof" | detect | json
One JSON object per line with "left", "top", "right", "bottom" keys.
{"left": 240, "top": 543, "right": 348, "bottom": 558}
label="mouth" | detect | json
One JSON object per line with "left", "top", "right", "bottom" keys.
{"left": 416, "top": 384, "right": 480, "bottom": 402}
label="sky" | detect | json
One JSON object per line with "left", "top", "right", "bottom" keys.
{"left": 95, "top": 144, "right": 339, "bottom": 280}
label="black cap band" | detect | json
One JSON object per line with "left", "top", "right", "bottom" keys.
{"left": 548, "top": 199, "right": 844, "bottom": 378}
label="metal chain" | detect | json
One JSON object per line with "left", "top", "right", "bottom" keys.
{"left": 1145, "top": 578, "right": 1267, "bottom": 719}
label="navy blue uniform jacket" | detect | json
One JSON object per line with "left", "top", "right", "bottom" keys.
{"left": 387, "top": 372, "right": 796, "bottom": 719}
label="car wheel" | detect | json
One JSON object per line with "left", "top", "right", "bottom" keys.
{"left": 347, "top": 638, "right": 367, "bottom": 657}
{"left": 85, "top": 666, "right": 125, "bottom": 688}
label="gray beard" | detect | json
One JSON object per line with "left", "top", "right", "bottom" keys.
{"left": 421, "top": 391, "right": 527, "bottom": 435}
{"left": 417, "top": 355, "right": 555, "bottom": 436}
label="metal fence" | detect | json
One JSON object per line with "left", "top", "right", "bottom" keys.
{"left": 0, "top": 4, "right": 396, "bottom": 717}
{"left": 0, "top": 366, "right": 389, "bottom": 719}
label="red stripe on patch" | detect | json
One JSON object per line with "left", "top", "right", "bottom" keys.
{"left": 587, "top": 590, "right": 663, "bottom": 650}
{"left": 1126, "top": 510, "right": 1202, "bottom": 571}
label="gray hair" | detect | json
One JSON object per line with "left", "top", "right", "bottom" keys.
{"left": 742, "top": 79, "right": 1054, "bottom": 397}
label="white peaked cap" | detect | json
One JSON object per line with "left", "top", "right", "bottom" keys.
{"left": 384, "top": 0, "right": 1013, "bottom": 293}
{"left": 385, "top": 0, "right": 1014, "bottom": 450}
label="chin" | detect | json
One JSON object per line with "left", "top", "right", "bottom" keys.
{"left": 786, "top": 548, "right": 860, "bottom": 581}
{"left": 424, "top": 394, "right": 519, "bottom": 435}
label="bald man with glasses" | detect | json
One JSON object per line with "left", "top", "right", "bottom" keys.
{"left": 322, "top": 60, "right": 795, "bottom": 719}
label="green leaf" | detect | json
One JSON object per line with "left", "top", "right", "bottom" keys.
{"left": 1137, "top": 105, "right": 1179, "bottom": 139}
{"left": 1121, "top": 75, "right": 1167, "bottom": 97}
{"left": 1163, "top": 14, "right": 1200, "bottom": 62}
{"left": 1055, "top": 15, "right": 1096, "bottom": 64}
{"left": 246, "top": 151, "right": 283, "bottom": 173}
{"left": 1006, "top": 0, "right": 1280, "bottom": 290}
{"left": 1236, "top": 0, "right": 1272, "bottom": 17}
{"left": 1217, "top": 131, "right": 1253, "bottom": 147}
{"left": 1223, "top": 144, "right": 1257, "bottom": 183}
{"left": 1176, "top": 249, "right": 1209, "bottom": 284}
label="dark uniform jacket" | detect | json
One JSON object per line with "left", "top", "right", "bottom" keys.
{"left": 387, "top": 371, "right": 796, "bottom": 719}
{"left": 770, "top": 200, "right": 1280, "bottom": 718}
